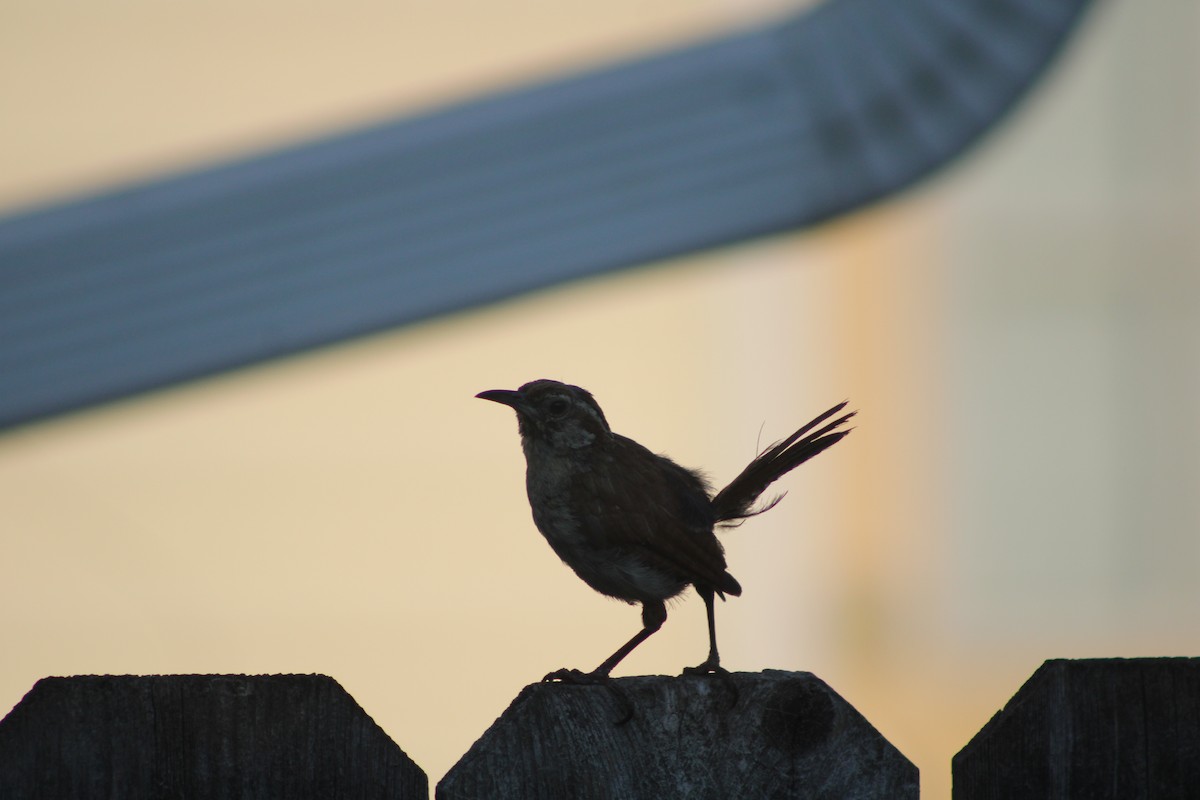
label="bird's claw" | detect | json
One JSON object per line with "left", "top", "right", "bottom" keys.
{"left": 681, "top": 661, "right": 722, "bottom": 677}
{"left": 542, "top": 668, "right": 635, "bottom": 724}
{"left": 682, "top": 662, "right": 740, "bottom": 707}
{"left": 543, "top": 668, "right": 601, "bottom": 684}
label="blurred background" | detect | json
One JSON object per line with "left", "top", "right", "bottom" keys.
{"left": 1, "top": 1, "right": 1197, "bottom": 797}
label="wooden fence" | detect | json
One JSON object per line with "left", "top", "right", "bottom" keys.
{"left": 0, "top": 658, "right": 1195, "bottom": 798}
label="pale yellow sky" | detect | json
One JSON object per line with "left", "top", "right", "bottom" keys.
{"left": 3, "top": 2, "right": 1198, "bottom": 798}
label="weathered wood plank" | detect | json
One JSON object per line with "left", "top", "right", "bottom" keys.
{"left": 0, "top": 674, "right": 426, "bottom": 799}
{"left": 953, "top": 658, "right": 1200, "bottom": 800}
{"left": 439, "top": 670, "right": 917, "bottom": 799}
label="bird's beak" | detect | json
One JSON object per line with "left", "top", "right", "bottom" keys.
{"left": 475, "top": 389, "right": 523, "bottom": 409}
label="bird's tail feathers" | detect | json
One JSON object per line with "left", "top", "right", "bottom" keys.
{"left": 711, "top": 402, "right": 854, "bottom": 524}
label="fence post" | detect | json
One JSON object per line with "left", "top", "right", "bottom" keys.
{"left": 0, "top": 674, "right": 427, "bottom": 799}
{"left": 438, "top": 669, "right": 916, "bottom": 799}
{"left": 953, "top": 657, "right": 1200, "bottom": 799}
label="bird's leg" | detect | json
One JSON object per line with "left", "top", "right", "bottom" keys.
{"left": 681, "top": 587, "right": 738, "bottom": 705}
{"left": 682, "top": 586, "right": 725, "bottom": 675}
{"left": 543, "top": 601, "right": 668, "bottom": 725}
{"left": 544, "top": 600, "right": 667, "bottom": 684}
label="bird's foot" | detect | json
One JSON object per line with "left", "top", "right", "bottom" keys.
{"left": 542, "top": 667, "right": 606, "bottom": 685}
{"left": 542, "top": 668, "right": 634, "bottom": 724}
{"left": 681, "top": 661, "right": 739, "bottom": 707}
{"left": 681, "top": 658, "right": 725, "bottom": 677}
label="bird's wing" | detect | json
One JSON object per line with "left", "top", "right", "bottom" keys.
{"left": 568, "top": 434, "right": 741, "bottom": 596}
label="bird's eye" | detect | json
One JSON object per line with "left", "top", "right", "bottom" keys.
{"left": 547, "top": 398, "right": 569, "bottom": 417}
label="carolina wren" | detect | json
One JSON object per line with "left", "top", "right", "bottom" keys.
{"left": 477, "top": 379, "right": 853, "bottom": 683}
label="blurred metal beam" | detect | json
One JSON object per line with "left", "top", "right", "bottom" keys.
{"left": 0, "top": 0, "right": 1092, "bottom": 430}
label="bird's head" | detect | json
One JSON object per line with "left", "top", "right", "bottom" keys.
{"left": 476, "top": 379, "right": 610, "bottom": 450}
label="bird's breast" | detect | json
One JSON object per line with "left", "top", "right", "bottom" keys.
{"left": 522, "top": 448, "right": 586, "bottom": 546}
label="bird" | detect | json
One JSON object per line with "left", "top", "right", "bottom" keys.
{"left": 476, "top": 378, "right": 854, "bottom": 684}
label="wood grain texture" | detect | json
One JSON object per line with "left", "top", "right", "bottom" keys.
{"left": 0, "top": 674, "right": 426, "bottom": 799}
{"left": 953, "top": 658, "right": 1200, "bottom": 800}
{"left": 438, "top": 670, "right": 917, "bottom": 799}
